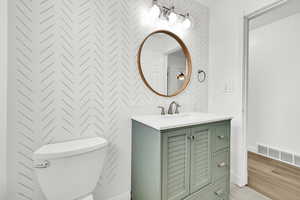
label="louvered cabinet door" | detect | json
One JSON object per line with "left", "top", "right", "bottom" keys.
{"left": 190, "top": 126, "right": 212, "bottom": 193}
{"left": 162, "top": 129, "right": 191, "bottom": 200}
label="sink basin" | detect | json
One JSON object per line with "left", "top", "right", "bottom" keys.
{"left": 132, "top": 112, "right": 232, "bottom": 131}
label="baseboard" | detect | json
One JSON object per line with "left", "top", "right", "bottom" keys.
{"left": 247, "top": 146, "right": 257, "bottom": 153}
{"left": 231, "top": 171, "right": 245, "bottom": 187}
{"left": 106, "top": 191, "right": 130, "bottom": 200}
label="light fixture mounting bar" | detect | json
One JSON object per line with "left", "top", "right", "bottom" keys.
{"left": 153, "top": 0, "right": 190, "bottom": 19}
{"left": 151, "top": 0, "right": 192, "bottom": 29}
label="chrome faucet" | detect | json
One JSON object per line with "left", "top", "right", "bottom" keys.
{"left": 157, "top": 106, "right": 166, "bottom": 115}
{"left": 168, "top": 101, "right": 180, "bottom": 115}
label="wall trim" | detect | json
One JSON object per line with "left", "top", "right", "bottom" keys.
{"left": 247, "top": 146, "right": 257, "bottom": 153}
{"left": 0, "top": 0, "right": 7, "bottom": 199}
{"left": 231, "top": 171, "right": 243, "bottom": 187}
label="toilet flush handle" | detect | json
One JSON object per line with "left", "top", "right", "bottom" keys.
{"left": 34, "top": 160, "right": 50, "bottom": 168}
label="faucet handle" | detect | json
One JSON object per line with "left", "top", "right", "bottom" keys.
{"left": 157, "top": 106, "right": 166, "bottom": 115}
{"left": 175, "top": 103, "right": 181, "bottom": 114}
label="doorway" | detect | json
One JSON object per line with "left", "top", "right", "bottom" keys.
{"left": 243, "top": 0, "right": 300, "bottom": 199}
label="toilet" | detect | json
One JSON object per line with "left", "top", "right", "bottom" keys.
{"left": 33, "top": 137, "right": 108, "bottom": 200}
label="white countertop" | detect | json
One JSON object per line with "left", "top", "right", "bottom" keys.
{"left": 132, "top": 112, "right": 233, "bottom": 131}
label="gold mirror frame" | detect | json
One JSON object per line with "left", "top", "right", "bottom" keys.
{"left": 137, "top": 30, "right": 192, "bottom": 97}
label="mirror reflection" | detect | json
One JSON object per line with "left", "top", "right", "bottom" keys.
{"left": 139, "top": 32, "right": 191, "bottom": 96}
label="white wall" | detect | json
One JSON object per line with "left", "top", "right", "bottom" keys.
{"left": 247, "top": 13, "right": 300, "bottom": 155}
{"left": 142, "top": 46, "right": 167, "bottom": 94}
{"left": 195, "top": 0, "right": 214, "bottom": 7}
{"left": 168, "top": 52, "right": 186, "bottom": 94}
{"left": 7, "top": 0, "right": 209, "bottom": 199}
{"left": 208, "top": 0, "right": 280, "bottom": 186}
{"left": 0, "top": 0, "right": 7, "bottom": 199}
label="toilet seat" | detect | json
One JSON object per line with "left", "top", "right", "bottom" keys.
{"left": 79, "top": 194, "right": 93, "bottom": 200}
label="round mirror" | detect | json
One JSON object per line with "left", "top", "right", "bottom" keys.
{"left": 137, "top": 30, "right": 192, "bottom": 97}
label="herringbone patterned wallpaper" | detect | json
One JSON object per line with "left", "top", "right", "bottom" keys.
{"left": 7, "top": 0, "right": 209, "bottom": 199}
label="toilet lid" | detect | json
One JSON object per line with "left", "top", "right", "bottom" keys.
{"left": 33, "top": 137, "right": 108, "bottom": 160}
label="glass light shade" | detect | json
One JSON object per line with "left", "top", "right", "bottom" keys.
{"left": 150, "top": 4, "right": 160, "bottom": 18}
{"left": 168, "top": 12, "right": 177, "bottom": 25}
{"left": 182, "top": 18, "right": 191, "bottom": 29}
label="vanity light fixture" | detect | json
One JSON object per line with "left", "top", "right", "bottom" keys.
{"left": 168, "top": 7, "right": 178, "bottom": 25}
{"left": 150, "top": 0, "right": 192, "bottom": 29}
{"left": 150, "top": 0, "right": 161, "bottom": 18}
{"left": 176, "top": 72, "right": 185, "bottom": 80}
{"left": 182, "top": 13, "right": 192, "bottom": 29}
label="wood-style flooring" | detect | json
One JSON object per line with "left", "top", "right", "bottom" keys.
{"left": 248, "top": 151, "right": 300, "bottom": 200}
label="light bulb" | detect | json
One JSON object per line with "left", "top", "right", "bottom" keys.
{"left": 168, "top": 12, "right": 177, "bottom": 25}
{"left": 176, "top": 72, "right": 185, "bottom": 80}
{"left": 182, "top": 18, "right": 191, "bottom": 29}
{"left": 150, "top": 4, "right": 160, "bottom": 19}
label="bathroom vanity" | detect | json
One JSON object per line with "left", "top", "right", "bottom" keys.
{"left": 134, "top": 30, "right": 230, "bottom": 200}
{"left": 131, "top": 113, "right": 232, "bottom": 200}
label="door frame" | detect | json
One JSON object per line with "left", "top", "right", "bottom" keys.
{"left": 241, "top": 0, "right": 289, "bottom": 186}
{"left": 0, "top": 0, "right": 8, "bottom": 198}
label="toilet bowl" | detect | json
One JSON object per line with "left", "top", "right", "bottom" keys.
{"left": 33, "top": 137, "right": 108, "bottom": 200}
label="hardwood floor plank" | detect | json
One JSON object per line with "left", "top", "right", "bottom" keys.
{"left": 248, "top": 151, "right": 300, "bottom": 200}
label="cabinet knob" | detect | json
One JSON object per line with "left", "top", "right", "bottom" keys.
{"left": 217, "top": 162, "right": 227, "bottom": 168}
{"left": 187, "top": 136, "right": 195, "bottom": 140}
{"left": 218, "top": 135, "right": 225, "bottom": 139}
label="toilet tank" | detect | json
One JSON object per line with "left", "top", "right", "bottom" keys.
{"left": 33, "top": 137, "right": 108, "bottom": 200}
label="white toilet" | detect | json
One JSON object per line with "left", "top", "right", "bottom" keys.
{"left": 33, "top": 137, "right": 108, "bottom": 200}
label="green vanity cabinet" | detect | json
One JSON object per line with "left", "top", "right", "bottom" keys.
{"left": 162, "top": 128, "right": 191, "bottom": 200}
{"left": 132, "top": 120, "right": 231, "bottom": 200}
{"left": 190, "top": 125, "right": 212, "bottom": 193}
